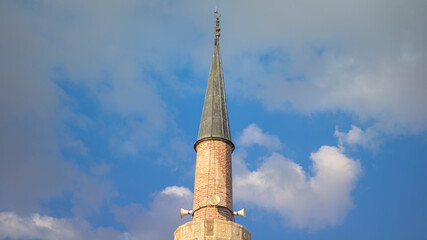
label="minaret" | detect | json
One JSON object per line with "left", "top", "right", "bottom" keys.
{"left": 174, "top": 11, "right": 251, "bottom": 240}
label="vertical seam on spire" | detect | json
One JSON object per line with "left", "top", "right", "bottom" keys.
{"left": 217, "top": 46, "right": 225, "bottom": 138}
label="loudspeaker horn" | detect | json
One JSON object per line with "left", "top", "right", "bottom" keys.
{"left": 233, "top": 208, "right": 246, "bottom": 218}
{"left": 180, "top": 208, "right": 193, "bottom": 218}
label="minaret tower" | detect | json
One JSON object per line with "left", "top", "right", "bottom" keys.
{"left": 174, "top": 11, "right": 251, "bottom": 240}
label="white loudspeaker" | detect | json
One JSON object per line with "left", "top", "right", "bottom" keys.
{"left": 180, "top": 208, "right": 193, "bottom": 218}
{"left": 233, "top": 208, "right": 246, "bottom": 218}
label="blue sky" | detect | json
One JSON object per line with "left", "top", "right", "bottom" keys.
{"left": 0, "top": 0, "right": 426, "bottom": 239}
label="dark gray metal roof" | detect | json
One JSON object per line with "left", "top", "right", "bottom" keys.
{"left": 194, "top": 41, "right": 233, "bottom": 150}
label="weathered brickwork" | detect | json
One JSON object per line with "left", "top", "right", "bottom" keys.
{"left": 174, "top": 219, "right": 251, "bottom": 240}
{"left": 192, "top": 139, "right": 233, "bottom": 221}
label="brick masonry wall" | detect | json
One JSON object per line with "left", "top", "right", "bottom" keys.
{"left": 192, "top": 140, "right": 233, "bottom": 221}
{"left": 174, "top": 219, "right": 251, "bottom": 240}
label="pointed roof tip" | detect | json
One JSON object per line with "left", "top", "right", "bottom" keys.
{"left": 195, "top": 12, "right": 233, "bottom": 151}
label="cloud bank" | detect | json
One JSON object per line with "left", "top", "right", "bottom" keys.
{"left": 0, "top": 0, "right": 425, "bottom": 238}
{"left": 0, "top": 186, "right": 192, "bottom": 240}
{"left": 234, "top": 124, "right": 361, "bottom": 229}
{"left": 0, "top": 212, "right": 127, "bottom": 240}
{"left": 112, "top": 186, "right": 192, "bottom": 240}
{"left": 221, "top": 0, "right": 427, "bottom": 135}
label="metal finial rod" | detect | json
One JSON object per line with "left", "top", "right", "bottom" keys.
{"left": 214, "top": 10, "right": 221, "bottom": 44}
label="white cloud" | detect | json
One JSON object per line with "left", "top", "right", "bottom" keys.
{"left": 335, "top": 125, "right": 378, "bottom": 149}
{"left": 0, "top": 212, "right": 128, "bottom": 240}
{"left": 237, "top": 123, "right": 282, "bottom": 150}
{"left": 112, "top": 186, "right": 193, "bottom": 240}
{"left": 0, "top": 186, "right": 192, "bottom": 240}
{"left": 234, "top": 125, "right": 361, "bottom": 229}
{"left": 1, "top": 0, "right": 423, "bottom": 235}
{"left": 0, "top": 0, "right": 172, "bottom": 163}
{"left": 162, "top": 186, "right": 193, "bottom": 198}
{"left": 221, "top": 0, "right": 427, "bottom": 135}
{"left": 7, "top": 0, "right": 425, "bottom": 139}
{"left": 0, "top": 0, "right": 177, "bottom": 214}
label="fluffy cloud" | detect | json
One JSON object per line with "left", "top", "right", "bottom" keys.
{"left": 0, "top": 0, "right": 173, "bottom": 163}
{"left": 1, "top": 0, "right": 424, "bottom": 237}
{"left": 6, "top": 0, "right": 424, "bottom": 139}
{"left": 0, "top": 212, "right": 127, "bottom": 240}
{"left": 335, "top": 125, "right": 378, "bottom": 149}
{"left": 0, "top": 0, "right": 178, "bottom": 214}
{"left": 234, "top": 124, "right": 361, "bottom": 229}
{"left": 0, "top": 186, "right": 192, "bottom": 240}
{"left": 0, "top": 2, "right": 195, "bottom": 238}
{"left": 237, "top": 123, "right": 282, "bottom": 150}
{"left": 113, "top": 186, "right": 193, "bottom": 240}
{"left": 222, "top": 0, "right": 427, "bottom": 135}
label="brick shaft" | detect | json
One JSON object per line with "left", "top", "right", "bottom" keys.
{"left": 192, "top": 140, "right": 233, "bottom": 221}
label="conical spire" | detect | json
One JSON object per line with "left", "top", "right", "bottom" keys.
{"left": 195, "top": 12, "right": 233, "bottom": 150}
